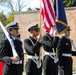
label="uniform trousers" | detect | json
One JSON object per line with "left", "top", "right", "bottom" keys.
{"left": 63, "top": 57, "right": 72, "bottom": 75}
{"left": 26, "top": 66, "right": 42, "bottom": 75}
{"left": 43, "top": 55, "right": 58, "bottom": 75}
{"left": 2, "top": 64, "right": 23, "bottom": 75}
{"left": 44, "top": 64, "right": 58, "bottom": 75}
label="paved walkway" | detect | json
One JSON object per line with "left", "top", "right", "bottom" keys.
{"left": 23, "top": 72, "right": 76, "bottom": 75}
{"left": 73, "top": 72, "right": 76, "bottom": 75}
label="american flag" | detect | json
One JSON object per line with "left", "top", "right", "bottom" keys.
{"left": 40, "top": 0, "right": 56, "bottom": 34}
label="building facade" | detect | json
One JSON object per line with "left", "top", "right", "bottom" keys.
{"left": 14, "top": 7, "right": 76, "bottom": 66}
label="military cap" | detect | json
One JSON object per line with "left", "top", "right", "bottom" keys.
{"left": 26, "top": 22, "right": 40, "bottom": 32}
{"left": 67, "top": 26, "right": 71, "bottom": 31}
{"left": 5, "top": 21, "right": 19, "bottom": 30}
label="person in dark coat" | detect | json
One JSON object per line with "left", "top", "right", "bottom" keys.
{"left": 42, "top": 29, "right": 59, "bottom": 75}
{"left": 24, "top": 22, "right": 42, "bottom": 75}
{"left": 57, "top": 26, "right": 76, "bottom": 75}
{"left": 0, "top": 21, "right": 24, "bottom": 75}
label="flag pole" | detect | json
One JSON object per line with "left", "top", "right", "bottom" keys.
{"left": 38, "top": 0, "right": 42, "bottom": 62}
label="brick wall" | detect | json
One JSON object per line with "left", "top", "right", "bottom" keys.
{"left": 14, "top": 7, "right": 76, "bottom": 66}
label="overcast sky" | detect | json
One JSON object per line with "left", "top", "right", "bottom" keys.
{"left": 0, "top": 0, "right": 40, "bottom": 15}
{"left": 13, "top": 0, "right": 40, "bottom": 8}
{"left": 29, "top": 0, "right": 40, "bottom": 8}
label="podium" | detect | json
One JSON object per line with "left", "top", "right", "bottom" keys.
{"left": 0, "top": 62, "right": 4, "bottom": 75}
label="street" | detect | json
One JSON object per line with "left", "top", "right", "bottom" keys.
{"left": 23, "top": 72, "right": 76, "bottom": 75}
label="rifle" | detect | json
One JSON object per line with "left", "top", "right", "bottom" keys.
{"left": 0, "top": 21, "right": 18, "bottom": 57}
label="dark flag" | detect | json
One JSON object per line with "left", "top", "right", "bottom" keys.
{"left": 54, "top": 0, "right": 68, "bottom": 34}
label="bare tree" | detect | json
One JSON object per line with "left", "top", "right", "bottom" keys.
{"left": 0, "top": 0, "right": 27, "bottom": 12}
{"left": 63, "top": 0, "right": 76, "bottom": 7}
{"left": 17, "top": 0, "right": 27, "bottom": 12}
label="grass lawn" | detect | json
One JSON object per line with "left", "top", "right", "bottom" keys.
{"left": 23, "top": 64, "right": 26, "bottom": 72}
{"left": 73, "top": 67, "right": 76, "bottom": 72}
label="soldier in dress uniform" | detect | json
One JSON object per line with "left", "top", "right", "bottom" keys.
{"left": 0, "top": 21, "right": 24, "bottom": 75}
{"left": 57, "top": 26, "right": 76, "bottom": 75}
{"left": 42, "top": 29, "right": 59, "bottom": 75}
{"left": 24, "top": 22, "right": 42, "bottom": 75}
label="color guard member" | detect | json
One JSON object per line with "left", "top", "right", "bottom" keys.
{"left": 42, "top": 29, "right": 59, "bottom": 75}
{"left": 57, "top": 26, "right": 76, "bottom": 75}
{"left": 0, "top": 21, "right": 24, "bottom": 75}
{"left": 24, "top": 22, "right": 42, "bottom": 75}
